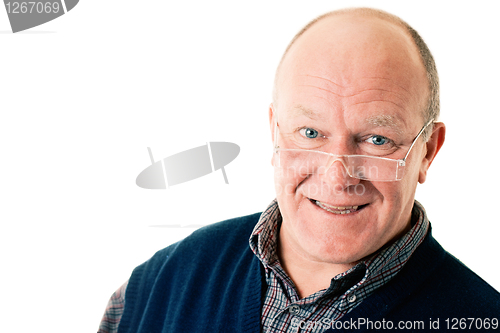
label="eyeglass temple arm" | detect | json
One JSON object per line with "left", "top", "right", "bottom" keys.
{"left": 402, "top": 118, "right": 435, "bottom": 162}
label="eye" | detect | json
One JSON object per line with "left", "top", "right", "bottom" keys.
{"left": 299, "top": 127, "right": 319, "bottom": 139}
{"left": 366, "top": 135, "right": 389, "bottom": 146}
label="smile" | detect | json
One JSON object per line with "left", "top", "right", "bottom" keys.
{"left": 311, "top": 199, "right": 368, "bottom": 215}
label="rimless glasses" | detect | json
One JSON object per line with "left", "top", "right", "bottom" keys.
{"left": 273, "top": 118, "right": 434, "bottom": 182}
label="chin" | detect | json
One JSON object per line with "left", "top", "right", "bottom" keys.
{"left": 300, "top": 227, "right": 377, "bottom": 264}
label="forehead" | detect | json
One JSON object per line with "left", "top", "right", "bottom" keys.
{"left": 276, "top": 14, "right": 428, "bottom": 128}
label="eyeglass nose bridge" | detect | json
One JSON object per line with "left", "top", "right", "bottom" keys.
{"left": 318, "top": 155, "right": 354, "bottom": 178}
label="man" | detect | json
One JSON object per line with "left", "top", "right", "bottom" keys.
{"left": 99, "top": 8, "right": 499, "bottom": 333}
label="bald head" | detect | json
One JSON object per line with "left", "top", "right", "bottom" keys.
{"left": 273, "top": 8, "right": 439, "bottom": 138}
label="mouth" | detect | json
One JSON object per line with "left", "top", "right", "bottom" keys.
{"left": 309, "top": 198, "right": 369, "bottom": 215}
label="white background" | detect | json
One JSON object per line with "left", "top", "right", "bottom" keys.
{"left": 0, "top": 1, "right": 499, "bottom": 332}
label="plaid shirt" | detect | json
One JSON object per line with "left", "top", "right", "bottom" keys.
{"left": 98, "top": 281, "right": 127, "bottom": 333}
{"left": 98, "top": 200, "right": 428, "bottom": 333}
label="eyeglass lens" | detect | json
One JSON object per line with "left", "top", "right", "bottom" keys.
{"left": 276, "top": 149, "right": 405, "bottom": 181}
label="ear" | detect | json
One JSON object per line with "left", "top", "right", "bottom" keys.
{"left": 269, "top": 103, "right": 277, "bottom": 166}
{"left": 418, "top": 122, "right": 446, "bottom": 184}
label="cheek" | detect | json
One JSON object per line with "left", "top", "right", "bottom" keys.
{"left": 368, "top": 182, "right": 408, "bottom": 230}
{"left": 375, "top": 181, "right": 408, "bottom": 207}
{"left": 273, "top": 163, "right": 309, "bottom": 198}
{"left": 372, "top": 178, "right": 417, "bottom": 237}
{"left": 274, "top": 166, "right": 314, "bottom": 227}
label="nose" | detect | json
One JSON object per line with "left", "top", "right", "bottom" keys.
{"left": 319, "top": 157, "right": 361, "bottom": 189}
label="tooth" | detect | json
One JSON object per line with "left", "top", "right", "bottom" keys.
{"left": 314, "top": 200, "right": 362, "bottom": 214}
{"left": 318, "top": 202, "right": 357, "bottom": 210}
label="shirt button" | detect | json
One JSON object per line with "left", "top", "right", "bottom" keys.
{"left": 289, "top": 304, "right": 301, "bottom": 315}
{"left": 347, "top": 294, "right": 357, "bottom": 303}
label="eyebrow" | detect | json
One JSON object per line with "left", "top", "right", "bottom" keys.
{"left": 290, "top": 105, "right": 327, "bottom": 121}
{"left": 365, "top": 115, "right": 404, "bottom": 136}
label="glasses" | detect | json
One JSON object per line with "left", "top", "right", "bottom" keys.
{"left": 274, "top": 118, "right": 434, "bottom": 182}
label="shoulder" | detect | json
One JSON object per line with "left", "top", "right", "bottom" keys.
{"left": 124, "top": 212, "right": 263, "bottom": 303}
{"left": 352, "top": 231, "right": 500, "bottom": 326}
{"left": 120, "top": 213, "right": 265, "bottom": 332}
{"left": 392, "top": 232, "right": 500, "bottom": 318}
{"left": 430, "top": 251, "right": 500, "bottom": 309}
{"left": 139, "top": 212, "right": 262, "bottom": 272}
{"left": 124, "top": 212, "right": 262, "bottom": 298}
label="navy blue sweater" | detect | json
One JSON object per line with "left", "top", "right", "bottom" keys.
{"left": 118, "top": 213, "right": 499, "bottom": 332}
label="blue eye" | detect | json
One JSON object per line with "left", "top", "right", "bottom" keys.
{"left": 368, "top": 135, "right": 388, "bottom": 145}
{"left": 300, "top": 128, "right": 319, "bottom": 139}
